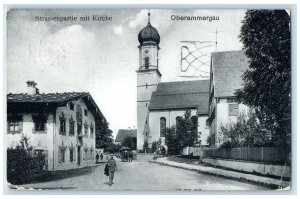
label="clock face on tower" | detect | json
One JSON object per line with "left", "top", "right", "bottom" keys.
{"left": 144, "top": 49, "right": 149, "bottom": 54}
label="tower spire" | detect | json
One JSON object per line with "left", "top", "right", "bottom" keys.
{"left": 148, "top": 10, "right": 151, "bottom": 24}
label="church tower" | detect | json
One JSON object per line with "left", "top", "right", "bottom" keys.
{"left": 136, "top": 12, "right": 161, "bottom": 150}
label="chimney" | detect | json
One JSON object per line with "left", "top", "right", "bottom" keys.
{"left": 26, "top": 81, "right": 39, "bottom": 95}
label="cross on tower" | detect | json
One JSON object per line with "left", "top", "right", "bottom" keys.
{"left": 213, "top": 29, "right": 224, "bottom": 52}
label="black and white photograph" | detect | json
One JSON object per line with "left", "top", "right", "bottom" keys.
{"left": 4, "top": 7, "right": 292, "bottom": 191}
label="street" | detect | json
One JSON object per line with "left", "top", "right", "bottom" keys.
{"left": 22, "top": 154, "right": 268, "bottom": 191}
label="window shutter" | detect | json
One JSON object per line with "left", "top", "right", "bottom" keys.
{"left": 73, "top": 149, "right": 76, "bottom": 161}
{"left": 18, "top": 121, "right": 23, "bottom": 132}
{"left": 58, "top": 150, "right": 61, "bottom": 163}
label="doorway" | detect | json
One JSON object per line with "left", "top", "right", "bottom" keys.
{"left": 77, "top": 146, "right": 81, "bottom": 166}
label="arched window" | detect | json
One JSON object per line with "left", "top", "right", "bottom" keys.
{"left": 160, "top": 117, "right": 166, "bottom": 137}
{"left": 191, "top": 115, "right": 198, "bottom": 133}
{"left": 176, "top": 116, "right": 181, "bottom": 129}
{"left": 145, "top": 56, "right": 149, "bottom": 69}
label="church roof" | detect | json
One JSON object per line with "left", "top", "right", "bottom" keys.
{"left": 149, "top": 80, "right": 209, "bottom": 115}
{"left": 115, "top": 129, "right": 137, "bottom": 143}
{"left": 211, "top": 50, "right": 249, "bottom": 98}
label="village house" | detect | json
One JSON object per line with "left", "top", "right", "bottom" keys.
{"left": 115, "top": 129, "right": 137, "bottom": 145}
{"left": 7, "top": 81, "right": 106, "bottom": 171}
{"left": 208, "top": 51, "right": 249, "bottom": 147}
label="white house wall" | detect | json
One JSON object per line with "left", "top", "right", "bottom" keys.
{"left": 7, "top": 114, "right": 55, "bottom": 171}
{"left": 215, "top": 99, "right": 249, "bottom": 147}
{"left": 54, "top": 98, "right": 96, "bottom": 171}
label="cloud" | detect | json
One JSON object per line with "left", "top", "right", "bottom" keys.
{"left": 128, "top": 9, "right": 148, "bottom": 28}
{"left": 113, "top": 25, "right": 124, "bottom": 35}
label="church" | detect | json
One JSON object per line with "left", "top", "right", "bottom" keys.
{"left": 136, "top": 13, "right": 210, "bottom": 151}
{"left": 136, "top": 12, "right": 250, "bottom": 151}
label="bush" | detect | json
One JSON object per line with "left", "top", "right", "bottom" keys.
{"left": 7, "top": 134, "right": 46, "bottom": 184}
{"left": 7, "top": 147, "right": 46, "bottom": 184}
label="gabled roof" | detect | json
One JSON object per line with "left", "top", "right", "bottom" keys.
{"left": 148, "top": 80, "right": 209, "bottom": 115}
{"left": 115, "top": 129, "right": 137, "bottom": 143}
{"left": 211, "top": 51, "right": 249, "bottom": 98}
{"left": 7, "top": 92, "right": 86, "bottom": 103}
{"left": 7, "top": 92, "right": 105, "bottom": 120}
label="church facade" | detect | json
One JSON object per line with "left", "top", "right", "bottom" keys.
{"left": 136, "top": 14, "right": 210, "bottom": 151}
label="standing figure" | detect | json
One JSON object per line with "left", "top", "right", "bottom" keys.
{"left": 107, "top": 154, "right": 117, "bottom": 186}
{"left": 100, "top": 153, "right": 103, "bottom": 162}
{"left": 96, "top": 153, "right": 99, "bottom": 163}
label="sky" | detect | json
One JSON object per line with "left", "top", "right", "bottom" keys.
{"left": 7, "top": 9, "right": 246, "bottom": 138}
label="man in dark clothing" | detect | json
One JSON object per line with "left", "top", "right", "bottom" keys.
{"left": 96, "top": 153, "right": 99, "bottom": 163}
{"left": 100, "top": 153, "right": 103, "bottom": 162}
{"left": 107, "top": 154, "right": 117, "bottom": 186}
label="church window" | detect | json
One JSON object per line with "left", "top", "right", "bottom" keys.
{"left": 176, "top": 116, "right": 181, "bottom": 129}
{"left": 59, "top": 112, "right": 66, "bottom": 135}
{"left": 7, "top": 114, "right": 23, "bottom": 134}
{"left": 145, "top": 56, "right": 149, "bottom": 69}
{"left": 146, "top": 103, "right": 147, "bottom": 107}
{"left": 84, "top": 109, "right": 88, "bottom": 116}
{"left": 69, "top": 116, "right": 75, "bottom": 136}
{"left": 229, "top": 104, "right": 239, "bottom": 116}
{"left": 160, "top": 117, "right": 166, "bottom": 137}
{"left": 146, "top": 83, "right": 148, "bottom": 89}
{"left": 191, "top": 116, "right": 198, "bottom": 133}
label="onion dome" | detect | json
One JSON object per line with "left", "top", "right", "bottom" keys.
{"left": 138, "top": 12, "right": 160, "bottom": 45}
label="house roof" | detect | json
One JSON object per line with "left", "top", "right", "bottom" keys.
{"left": 7, "top": 92, "right": 105, "bottom": 120}
{"left": 115, "top": 129, "right": 137, "bottom": 143}
{"left": 148, "top": 80, "right": 209, "bottom": 115}
{"left": 211, "top": 51, "right": 249, "bottom": 98}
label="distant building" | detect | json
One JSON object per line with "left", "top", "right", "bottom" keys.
{"left": 208, "top": 51, "right": 249, "bottom": 147}
{"left": 136, "top": 13, "right": 209, "bottom": 151}
{"left": 115, "top": 129, "right": 137, "bottom": 145}
{"left": 7, "top": 81, "right": 106, "bottom": 171}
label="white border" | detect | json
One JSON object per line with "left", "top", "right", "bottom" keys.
{"left": 1, "top": 0, "right": 299, "bottom": 199}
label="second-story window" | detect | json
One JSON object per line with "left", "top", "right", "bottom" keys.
{"left": 84, "top": 122, "right": 89, "bottom": 137}
{"left": 32, "top": 114, "right": 48, "bottom": 133}
{"left": 90, "top": 123, "right": 94, "bottom": 138}
{"left": 69, "top": 116, "right": 75, "bottom": 136}
{"left": 59, "top": 112, "right": 66, "bottom": 135}
{"left": 7, "top": 114, "right": 23, "bottom": 134}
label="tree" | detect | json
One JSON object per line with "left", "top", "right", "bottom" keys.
{"left": 219, "top": 111, "right": 273, "bottom": 148}
{"left": 176, "top": 110, "right": 198, "bottom": 148}
{"left": 151, "top": 141, "right": 158, "bottom": 152}
{"left": 165, "top": 126, "right": 180, "bottom": 154}
{"left": 121, "top": 136, "right": 136, "bottom": 149}
{"left": 95, "top": 119, "right": 114, "bottom": 148}
{"left": 237, "top": 10, "right": 291, "bottom": 146}
{"left": 165, "top": 110, "right": 198, "bottom": 154}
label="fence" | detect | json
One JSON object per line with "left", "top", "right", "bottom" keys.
{"left": 202, "top": 147, "right": 290, "bottom": 165}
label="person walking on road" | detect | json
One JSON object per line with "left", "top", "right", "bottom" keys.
{"left": 96, "top": 153, "right": 99, "bottom": 163}
{"left": 100, "top": 153, "right": 103, "bottom": 162}
{"left": 107, "top": 154, "right": 117, "bottom": 186}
